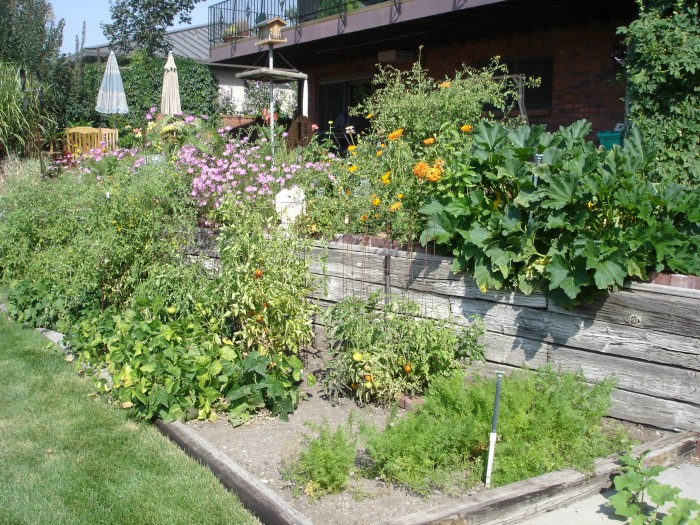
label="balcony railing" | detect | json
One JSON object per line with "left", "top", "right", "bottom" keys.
{"left": 209, "top": 0, "right": 387, "bottom": 45}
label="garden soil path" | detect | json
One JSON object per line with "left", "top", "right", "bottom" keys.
{"left": 185, "top": 351, "right": 667, "bottom": 525}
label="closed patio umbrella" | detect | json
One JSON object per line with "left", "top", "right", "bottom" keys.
{"left": 160, "top": 51, "right": 181, "bottom": 116}
{"left": 95, "top": 50, "right": 128, "bottom": 128}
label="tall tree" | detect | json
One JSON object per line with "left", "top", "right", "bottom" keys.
{"left": 102, "top": 0, "right": 203, "bottom": 56}
{"left": 0, "top": 0, "right": 64, "bottom": 74}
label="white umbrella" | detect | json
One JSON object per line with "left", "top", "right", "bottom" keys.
{"left": 160, "top": 51, "right": 181, "bottom": 116}
{"left": 95, "top": 50, "right": 128, "bottom": 128}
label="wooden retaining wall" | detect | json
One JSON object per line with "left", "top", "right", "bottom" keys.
{"left": 188, "top": 231, "right": 700, "bottom": 432}
{"left": 306, "top": 240, "right": 700, "bottom": 433}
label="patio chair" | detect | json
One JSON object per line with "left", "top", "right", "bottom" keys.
{"left": 65, "top": 126, "right": 119, "bottom": 155}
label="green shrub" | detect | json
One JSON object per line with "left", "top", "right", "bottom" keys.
{"left": 323, "top": 291, "right": 485, "bottom": 405}
{"left": 282, "top": 418, "right": 358, "bottom": 500}
{"left": 619, "top": 2, "right": 700, "bottom": 186}
{"left": 420, "top": 119, "right": 700, "bottom": 306}
{"left": 363, "top": 366, "right": 628, "bottom": 495}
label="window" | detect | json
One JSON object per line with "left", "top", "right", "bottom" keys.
{"left": 505, "top": 57, "right": 553, "bottom": 110}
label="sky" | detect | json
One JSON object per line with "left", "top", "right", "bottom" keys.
{"left": 51, "top": 0, "right": 212, "bottom": 54}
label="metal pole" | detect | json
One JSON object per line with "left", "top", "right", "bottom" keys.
{"left": 484, "top": 371, "right": 504, "bottom": 488}
{"left": 268, "top": 43, "right": 275, "bottom": 156}
{"left": 528, "top": 154, "right": 543, "bottom": 224}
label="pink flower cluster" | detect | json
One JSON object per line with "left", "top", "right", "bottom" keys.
{"left": 178, "top": 136, "right": 337, "bottom": 208}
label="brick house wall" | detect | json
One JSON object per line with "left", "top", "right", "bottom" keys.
{"left": 301, "top": 17, "right": 628, "bottom": 136}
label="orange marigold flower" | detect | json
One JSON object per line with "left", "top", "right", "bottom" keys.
{"left": 389, "top": 202, "right": 402, "bottom": 212}
{"left": 423, "top": 137, "right": 435, "bottom": 145}
{"left": 348, "top": 165, "right": 358, "bottom": 172}
{"left": 439, "top": 81, "right": 451, "bottom": 89}
{"left": 359, "top": 213, "right": 369, "bottom": 222}
{"left": 413, "top": 161, "right": 430, "bottom": 179}
{"left": 381, "top": 170, "right": 391, "bottom": 185}
{"left": 366, "top": 113, "right": 373, "bottom": 118}
{"left": 387, "top": 128, "right": 404, "bottom": 140}
{"left": 372, "top": 197, "right": 381, "bottom": 206}
{"left": 426, "top": 168, "right": 442, "bottom": 182}
{"left": 460, "top": 124, "right": 473, "bottom": 133}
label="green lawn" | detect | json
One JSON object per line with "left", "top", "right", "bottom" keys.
{"left": 0, "top": 315, "right": 260, "bottom": 525}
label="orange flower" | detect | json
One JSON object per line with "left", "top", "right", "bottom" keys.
{"left": 389, "top": 202, "right": 402, "bottom": 212}
{"left": 387, "top": 128, "right": 404, "bottom": 140}
{"left": 460, "top": 124, "right": 473, "bottom": 133}
{"left": 423, "top": 137, "right": 435, "bottom": 145}
{"left": 359, "top": 213, "right": 369, "bottom": 222}
{"left": 413, "top": 161, "right": 430, "bottom": 179}
{"left": 426, "top": 168, "right": 442, "bottom": 182}
{"left": 381, "top": 170, "right": 391, "bottom": 185}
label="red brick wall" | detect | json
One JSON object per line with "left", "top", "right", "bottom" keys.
{"left": 302, "top": 18, "right": 628, "bottom": 135}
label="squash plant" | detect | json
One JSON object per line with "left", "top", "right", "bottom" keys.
{"left": 420, "top": 120, "right": 700, "bottom": 306}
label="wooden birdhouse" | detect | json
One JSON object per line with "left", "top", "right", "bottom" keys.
{"left": 255, "top": 17, "right": 287, "bottom": 46}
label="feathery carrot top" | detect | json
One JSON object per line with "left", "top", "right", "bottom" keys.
{"left": 460, "top": 124, "right": 473, "bottom": 133}
{"left": 387, "top": 128, "right": 404, "bottom": 140}
{"left": 423, "top": 137, "right": 435, "bottom": 145}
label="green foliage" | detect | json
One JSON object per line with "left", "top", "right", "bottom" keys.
{"left": 363, "top": 366, "right": 627, "bottom": 495}
{"left": 120, "top": 51, "right": 219, "bottom": 128}
{"left": 323, "top": 291, "right": 485, "bottom": 405}
{"left": 420, "top": 119, "right": 700, "bottom": 306}
{"left": 282, "top": 418, "right": 358, "bottom": 500}
{"left": 103, "top": 0, "right": 204, "bottom": 56}
{"left": 0, "top": 0, "right": 64, "bottom": 76}
{"left": 0, "top": 161, "right": 195, "bottom": 328}
{"left": 618, "top": 1, "right": 700, "bottom": 185}
{"left": 606, "top": 451, "right": 700, "bottom": 524}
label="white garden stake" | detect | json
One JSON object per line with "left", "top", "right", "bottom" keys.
{"left": 485, "top": 371, "right": 504, "bottom": 488}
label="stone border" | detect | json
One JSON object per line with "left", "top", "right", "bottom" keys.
{"left": 6, "top": 308, "right": 698, "bottom": 525}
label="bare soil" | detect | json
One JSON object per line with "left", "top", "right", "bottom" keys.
{"left": 186, "top": 351, "right": 669, "bottom": 525}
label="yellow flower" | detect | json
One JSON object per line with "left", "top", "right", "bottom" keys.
{"left": 587, "top": 201, "right": 595, "bottom": 210}
{"left": 397, "top": 193, "right": 403, "bottom": 199}
{"left": 423, "top": 137, "right": 435, "bottom": 145}
{"left": 374, "top": 213, "right": 380, "bottom": 219}
{"left": 460, "top": 124, "right": 473, "bottom": 133}
{"left": 439, "top": 81, "right": 451, "bottom": 88}
{"left": 381, "top": 170, "right": 391, "bottom": 185}
{"left": 346, "top": 189, "right": 351, "bottom": 196}
{"left": 372, "top": 197, "right": 381, "bottom": 206}
{"left": 347, "top": 145, "right": 356, "bottom": 151}
{"left": 366, "top": 113, "right": 373, "bottom": 118}
{"left": 389, "top": 202, "right": 402, "bottom": 212}
{"left": 348, "top": 165, "right": 358, "bottom": 172}
{"left": 426, "top": 168, "right": 442, "bottom": 182}
{"left": 413, "top": 161, "right": 430, "bottom": 179}
{"left": 387, "top": 128, "right": 404, "bottom": 141}
{"left": 376, "top": 150, "right": 383, "bottom": 157}
{"left": 360, "top": 213, "right": 369, "bottom": 222}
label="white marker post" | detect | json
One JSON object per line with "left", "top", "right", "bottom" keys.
{"left": 484, "top": 371, "right": 504, "bottom": 488}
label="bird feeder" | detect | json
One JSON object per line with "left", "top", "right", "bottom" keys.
{"left": 255, "top": 17, "right": 287, "bottom": 46}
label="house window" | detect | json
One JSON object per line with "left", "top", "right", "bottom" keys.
{"left": 318, "top": 78, "right": 372, "bottom": 133}
{"left": 504, "top": 57, "right": 553, "bottom": 110}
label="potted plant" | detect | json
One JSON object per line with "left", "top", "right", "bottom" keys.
{"left": 222, "top": 20, "right": 249, "bottom": 42}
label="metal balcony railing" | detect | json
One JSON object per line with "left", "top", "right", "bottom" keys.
{"left": 209, "top": 0, "right": 388, "bottom": 45}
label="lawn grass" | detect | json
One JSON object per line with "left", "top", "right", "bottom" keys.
{"left": 0, "top": 315, "right": 260, "bottom": 525}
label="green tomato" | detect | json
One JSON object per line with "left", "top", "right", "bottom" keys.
{"left": 364, "top": 381, "right": 373, "bottom": 389}
{"left": 352, "top": 352, "right": 363, "bottom": 362}
{"left": 165, "top": 306, "right": 177, "bottom": 314}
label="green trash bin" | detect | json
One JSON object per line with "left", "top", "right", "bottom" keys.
{"left": 597, "top": 131, "right": 622, "bottom": 150}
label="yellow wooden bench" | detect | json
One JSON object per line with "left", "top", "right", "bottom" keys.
{"left": 65, "top": 127, "right": 119, "bottom": 155}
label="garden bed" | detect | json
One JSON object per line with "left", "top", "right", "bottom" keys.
{"left": 162, "top": 352, "right": 693, "bottom": 525}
